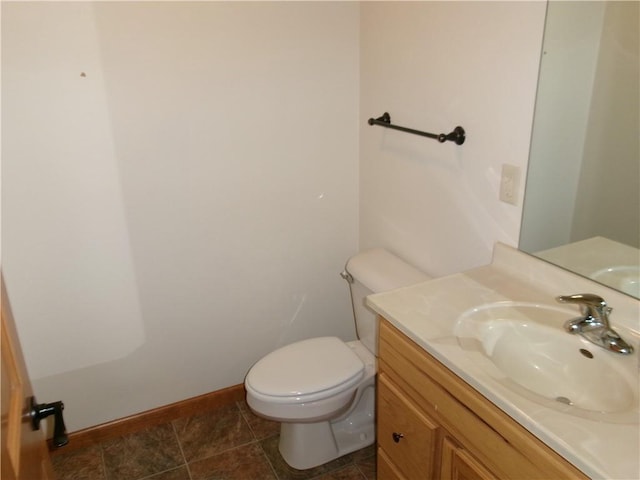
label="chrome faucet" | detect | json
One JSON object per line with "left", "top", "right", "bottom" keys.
{"left": 556, "top": 293, "right": 634, "bottom": 355}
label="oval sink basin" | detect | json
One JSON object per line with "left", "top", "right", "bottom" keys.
{"left": 454, "top": 302, "right": 639, "bottom": 421}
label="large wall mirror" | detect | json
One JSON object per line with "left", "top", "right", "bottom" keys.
{"left": 520, "top": 1, "right": 639, "bottom": 298}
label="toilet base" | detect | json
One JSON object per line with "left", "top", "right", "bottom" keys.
{"left": 278, "top": 383, "right": 376, "bottom": 470}
{"left": 279, "top": 422, "right": 339, "bottom": 470}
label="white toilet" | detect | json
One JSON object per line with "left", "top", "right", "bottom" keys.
{"left": 244, "top": 248, "right": 430, "bottom": 470}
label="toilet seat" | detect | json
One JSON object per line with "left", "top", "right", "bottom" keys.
{"left": 245, "top": 337, "right": 364, "bottom": 404}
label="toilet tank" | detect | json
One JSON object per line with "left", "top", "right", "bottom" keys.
{"left": 344, "top": 248, "right": 430, "bottom": 354}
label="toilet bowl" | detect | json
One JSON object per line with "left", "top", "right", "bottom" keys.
{"left": 246, "top": 337, "right": 376, "bottom": 469}
{"left": 245, "top": 336, "right": 371, "bottom": 422}
{"left": 244, "top": 248, "right": 430, "bottom": 470}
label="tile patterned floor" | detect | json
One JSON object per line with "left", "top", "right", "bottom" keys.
{"left": 52, "top": 401, "right": 376, "bottom": 480}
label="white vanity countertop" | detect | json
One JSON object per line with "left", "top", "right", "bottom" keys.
{"left": 367, "top": 243, "right": 640, "bottom": 480}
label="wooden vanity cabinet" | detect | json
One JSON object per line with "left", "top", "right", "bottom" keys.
{"left": 376, "top": 318, "right": 589, "bottom": 480}
{"left": 440, "top": 437, "right": 496, "bottom": 480}
{"left": 378, "top": 374, "right": 440, "bottom": 479}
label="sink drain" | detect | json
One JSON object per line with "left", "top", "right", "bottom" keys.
{"left": 555, "top": 396, "right": 573, "bottom": 406}
{"left": 579, "top": 348, "right": 594, "bottom": 359}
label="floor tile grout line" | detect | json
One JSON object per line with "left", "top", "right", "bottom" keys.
{"left": 187, "top": 438, "right": 276, "bottom": 478}
{"left": 170, "top": 420, "right": 194, "bottom": 480}
{"left": 168, "top": 403, "right": 250, "bottom": 471}
{"left": 172, "top": 401, "right": 271, "bottom": 477}
{"left": 357, "top": 455, "right": 376, "bottom": 480}
{"left": 236, "top": 399, "right": 262, "bottom": 442}
{"left": 257, "top": 440, "right": 282, "bottom": 480}
{"left": 236, "top": 398, "right": 282, "bottom": 479}
{"left": 137, "top": 465, "right": 190, "bottom": 480}
{"left": 355, "top": 463, "right": 369, "bottom": 480}
{"left": 100, "top": 444, "right": 109, "bottom": 480}
{"left": 235, "top": 400, "right": 283, "bottom": 479}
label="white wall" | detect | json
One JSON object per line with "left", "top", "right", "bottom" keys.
{"left": 3, "top": 1, "right": 548, "bottom": 433}
{"left": 3, "top": 1, "right": 147, "bottom": 380}
{"left": 360, "top": 2, "right": 546, "bottom": 276}
{"left": 2, "top": 2, "right": 360, "bottom": 432}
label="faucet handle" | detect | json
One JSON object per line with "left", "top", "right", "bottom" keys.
{"left": 557, "top": 294, "right": 633, "bottom": 355}
{"left": 556, "top": 293, "right": 610, "bottom": 326}
{"left": 556, "top": 293, "right": 606, "bottom": 309}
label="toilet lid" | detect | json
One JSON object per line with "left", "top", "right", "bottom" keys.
{"left": 246, "top": 337, "right": 364, "bottom": 398}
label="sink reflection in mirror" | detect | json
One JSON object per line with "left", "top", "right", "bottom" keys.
{"left": 590, "top": 266, "right": 640, "bottom": 298}
{"left": 534, "top": 237, "right": 640, "bottom": 300}
{"left": 454, "top": 302, "right": 639, "bottom": 423}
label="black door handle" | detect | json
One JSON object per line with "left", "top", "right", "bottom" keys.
{"left": 28, "top": 396, "right": 69, "bottom": 448}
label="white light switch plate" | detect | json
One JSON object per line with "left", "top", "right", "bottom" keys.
{"left": 499, "top": 164, "right": 520, "bottom": 205}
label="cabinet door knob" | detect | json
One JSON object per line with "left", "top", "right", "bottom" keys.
{"left": 392, "top": 432, "right": 404, "bottom": 443}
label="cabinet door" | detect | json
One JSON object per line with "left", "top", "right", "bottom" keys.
{"left": 377, "top": 448, "right": 408, "bottom": 480}
{"left": 378, "top": 373, "right": 440, "bottom": 479}
{"left": 441, "top": 437, "right": 497, "bottom": 480}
